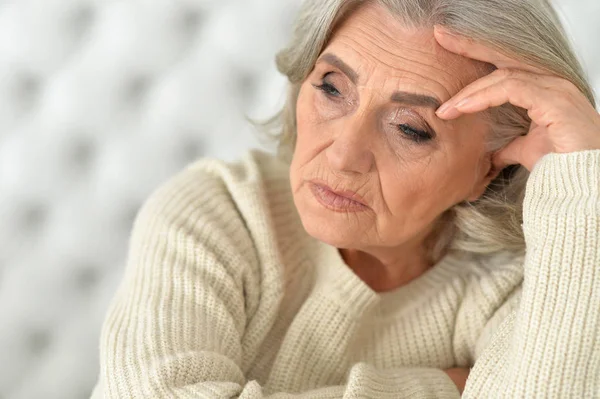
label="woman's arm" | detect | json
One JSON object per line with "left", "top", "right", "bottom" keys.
{"left": 464, "top": 150, "right": 600, "bottom": 397}
{"left": 92, "top": 160, "right": 462, "bottom": 399}
{"left": 434, "top": 25, "right": 600, "bottom": 397}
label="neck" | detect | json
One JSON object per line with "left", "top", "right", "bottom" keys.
{"left": 339, "top": 243, "right": 433, "bottom": 293}
{"left": 337, "top": 212, "right": 454, "bottom": 293}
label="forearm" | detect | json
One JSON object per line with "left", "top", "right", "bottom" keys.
{"left": 464, "top": 150, "right": 600, "bottom": 397}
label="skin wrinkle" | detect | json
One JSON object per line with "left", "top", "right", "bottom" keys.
{"left": 358, "top": 13, "right": 434, "bottom": 58}
{"left": 318, "top": 45, "right": 450, "bottom": 108}
{"left": 290, "top": 3, "right": 499, "bottom": 292}
{"left": 317, "top": 161, "right": 375, "bottom": 210}
{"left": 335, "top": 33, "right": 456, "bottom": 99}
{"left": 356, "top": 25, "right": 454, "bottom": 79}
{"left": 317, "top": 54, "right": 360, "bottom": 85}
{"left": 341, "top": 20, "right": 476, "bottom": 86}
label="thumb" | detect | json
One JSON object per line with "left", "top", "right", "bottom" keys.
{"left": 493, "top": 135, "right": 528, "bottom": 171}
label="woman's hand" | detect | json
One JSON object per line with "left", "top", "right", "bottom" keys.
{"left": 433, "top": 25, "right": 600, "bottom": 171}
{"left": 444, "top": 367, "right": 470, "bottom": 394}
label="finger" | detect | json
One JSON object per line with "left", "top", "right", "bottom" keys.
{"left": 493, "top": 135, "right": 527, "bottom": 170}
{"left": 436, "top": 68, "right": 510, "bottom": 117}
{"left": 434, "top": 25, "right": 549, "bottom": 75}
{"left": 438, "top": 76, "right": 545, "bottom": 120}
{"left": 493, "top": 127, "right": 553, "bottom": 172}
{"left": 437, "top": 68, "right": 576, "bottom": 120}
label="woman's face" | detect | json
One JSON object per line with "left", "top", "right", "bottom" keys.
{"left": 290, "top": 3, "right": 496, "bottom": 251}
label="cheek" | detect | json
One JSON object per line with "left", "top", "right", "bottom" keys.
{"left": 381, "top": 163, "right": 437, "bottom": 217}
{"left": 296, "top": 83, "right": 311, "bottom": 124}
{"left": 380, "top": 150, "right": 478, "bottom": 220}
{"left": 295, "top": 81, "right": 349, "bottom": 137}
{"left": 291, "top": 85, "right": 322, "bottom": 189}
{"left": 295, "top": 85, "right": 321, "bottom": 145}
{"left": 293, "top": 84, "right": 336, "bottom": 163}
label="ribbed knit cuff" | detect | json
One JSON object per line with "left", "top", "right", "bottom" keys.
{"left": 346, "top": 363, "right": 461, "bottom": 398}
{"left": 494, "top": 150, "right": 600, "bottom": 397}
{"left": 525, "top": 150, "right": 600, "bottom": 217}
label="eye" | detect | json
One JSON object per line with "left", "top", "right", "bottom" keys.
{"left": 396, "top": 123, "right": 433, "bottom": 143}
{"left": 312, "top": 72, "right": 341, "bottom": 97}
{"left": 316, "top": 82, "right": 341, "bottom": 97}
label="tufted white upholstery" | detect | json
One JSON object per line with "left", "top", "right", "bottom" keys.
{"left": 0, "top": 1, "right": 597, "bottom": 398}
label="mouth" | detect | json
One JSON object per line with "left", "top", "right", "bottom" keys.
{"left": 307, "top": 180, "right": 369, "bottom": 213}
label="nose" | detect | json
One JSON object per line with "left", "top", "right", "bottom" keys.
{"left": 325, "top": 118, "right": 375, "bottom": 174}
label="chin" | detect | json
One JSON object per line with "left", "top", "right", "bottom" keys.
{"left": 293, "top": 187, "right": 369, "bottom": 248}
{"left": 301, "top": 217, "right": 358, "bottom": 248}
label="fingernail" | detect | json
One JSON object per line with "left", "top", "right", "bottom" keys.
{"left": 455, "top": 98, "right": 470, "bottom": 108}
{"left": 436, "top": 103, "right": 451, "bottom": 115}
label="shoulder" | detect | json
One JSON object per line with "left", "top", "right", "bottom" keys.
{"left": 467, "top": 251, "right": 524, "bottom": 315}
{"left": 185, "top": 148, "right": 290, "bottom": 189}
{"left": 133, "top": 149, "right": 290, "bottom": 262}
{"left": 141, "top": 149, "right": 288, "bottom": 214}
{"left": 137, "top": 149, "right": 288, "bottom": 225}
{"left": 454, "top": 250, "right": 524, "bottom": 305}
{"left": 464, "top": 250, "right": 524, "bottom": 287}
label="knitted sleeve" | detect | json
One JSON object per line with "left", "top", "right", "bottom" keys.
{"left": 464, "top": 150, "right": 600, "bottom": 398}
{"left": 91, "top": 159, "right": 462, "bottom": 399}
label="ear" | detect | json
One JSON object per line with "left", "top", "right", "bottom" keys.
{"left": 466, "top": 153, "right": 502, "bottom": 202}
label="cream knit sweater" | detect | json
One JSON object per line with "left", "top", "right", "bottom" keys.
{"left": 91, "top": 149, "right": 600, "bottom": 398}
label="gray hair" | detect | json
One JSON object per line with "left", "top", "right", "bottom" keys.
{"left": 256, "top": 0, "right": 596, "bottom": 260}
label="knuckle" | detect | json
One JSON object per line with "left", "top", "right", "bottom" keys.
{"left": 500, "top": 78, "right": 520, "bottom": 94}
{"left": 498, "top": 68, "right": 518, "bottom": 79}
{"left": 493, "top": 68, "right": 511, "bottom": 79}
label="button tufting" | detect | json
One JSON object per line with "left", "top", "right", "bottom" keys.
{"left": 73, "top": 264, "right": 100, "bottom": 293}
{"left": 179, "top": 135, "right": 205, "bottom": 164}
{"left": 181, "top": 9, "right": 204, "bottom": 35}
{"left": 237, "top": 70, "right": 258, "bottom": 103}
{"left": 123, "top": 75, "right": 151, "bottom": 106}
{"left": 27, "top": 329, "right": 51, "bottom": 356}
{"left": 13, "top": 73, "right": 41, "bottom": 112}
{"left": 19, "top": 203, "right": 47, "bottom": 234}
{"left": 69, "top": 137, "right": 96, "bottom": 172}
{"left": 69, "top": 5, "right": 95, "bottom": 38}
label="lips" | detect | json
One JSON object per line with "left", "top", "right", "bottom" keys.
{"left": 308, "top": 180, "right": 369, "bottom": 212}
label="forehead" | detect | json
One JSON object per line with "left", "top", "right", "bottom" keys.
{"left": 321, "top": 3, "right": 489, "bottom": 100}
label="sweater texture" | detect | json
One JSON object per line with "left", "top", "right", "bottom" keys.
{"left": 91, "top": 149, "right": 600, "bottom": 398}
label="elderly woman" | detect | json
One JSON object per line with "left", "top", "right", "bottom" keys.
{"left": 91, "top": 0, "right": 600, "bottom": 397}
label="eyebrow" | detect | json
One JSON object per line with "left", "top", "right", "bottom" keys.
{"left": 316, "top": 52, "right": 443, "bottom": 110}
{"left": 390, "top": 91, "right": 442, "bottom": 109}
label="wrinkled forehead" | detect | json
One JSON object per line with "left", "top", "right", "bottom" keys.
{"left": 322, "top": 3, "right": 492, "bottom": 100}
